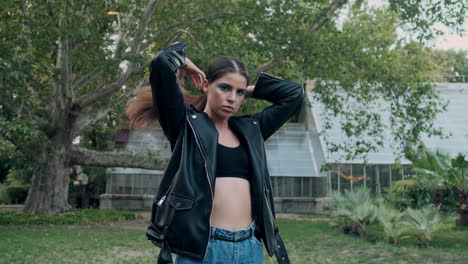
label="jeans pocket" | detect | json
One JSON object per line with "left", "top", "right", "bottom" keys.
{"left": 251, "top": 235, "right": 263, "bottom": 247}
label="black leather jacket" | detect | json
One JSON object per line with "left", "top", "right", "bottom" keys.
{"left": 146, "top": 42, "right": 304, "bottom": 264}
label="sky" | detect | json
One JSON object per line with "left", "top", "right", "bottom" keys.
{"left": 432, "top": 23, "right": 468, "bottom": 50}
{"left": 365, "top": 0, "right": 467, "bottom": 50}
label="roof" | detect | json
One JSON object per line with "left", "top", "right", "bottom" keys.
{"left": 308, "top": 82, "right": 468, "bottom": 164}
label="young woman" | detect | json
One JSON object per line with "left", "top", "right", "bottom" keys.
{"left": 126, "top": 42, "right": 303, "bottom": 264}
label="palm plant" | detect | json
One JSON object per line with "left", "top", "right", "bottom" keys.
{"left": 349, "top": 202, "right": 377, "bottom": 239}
{"left": 330, "top": 187, "right": 377, "bottom": 238}
{"left": 404, "top": 205, "right": 455, "bottom": 247}
{"left": 384, "top": 179, "right": 433, "bottom": 209}
{"left": 410, "top": 149, "right": 468, "bottom": 227}
{"left": 450, "top": 154, "right": 468, "bottom": 227}
{"left": 377, "top": 201, "right": 406, "bottom": 245}
{"left": 411, "top": 149, "right": 450, "bottom": 188}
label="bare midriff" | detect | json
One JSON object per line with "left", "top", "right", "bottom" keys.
{"left": 210, "top": 177, "right": 253, "bottom": 231}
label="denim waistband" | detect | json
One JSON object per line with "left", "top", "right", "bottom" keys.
{"left": 210, "top": 221, "right": 256, "bottom": 242}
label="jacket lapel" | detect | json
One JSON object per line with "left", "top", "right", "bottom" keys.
{"left": 186, "top": 109, "right": 218, "bottom": 185}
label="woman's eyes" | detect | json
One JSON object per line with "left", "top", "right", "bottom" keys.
{"left": 218, "top": 84, "right": 230, "bottom": 91}
{"left": 218, "top": 84, "right": 245, "bottom": 96}
{"left": 236, "top": 90, "right": 246, "bottom": 96}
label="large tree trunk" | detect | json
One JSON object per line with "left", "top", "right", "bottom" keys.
{"left": 23, "top": 143, "right": 72, "bottom": 214}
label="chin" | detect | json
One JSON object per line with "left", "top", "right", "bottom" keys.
{"left": 217, "top": 110, "right": 236, "bottom": 119}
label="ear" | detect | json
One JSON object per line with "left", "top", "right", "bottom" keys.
{"left": 203, "top": 79, "right": 209, "bottom": 93}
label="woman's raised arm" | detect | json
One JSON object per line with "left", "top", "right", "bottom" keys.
{"left": 149, "top": 42, "right": 204, "bottom": 149}
{"left": 251, "top": 73, "right": 304, "bottom": 140}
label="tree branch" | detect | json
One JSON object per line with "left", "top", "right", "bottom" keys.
{"left": 71, "top": 67, "right": 103, "bottom": 95}
{"left": 309, "top": 0, "right": 348, "bottom": 33}
{"left": 74, "top": 63, "right": 142, "bottom": 109}
{"left": 71, "top": 105, "right": 113, "bottom": 139}
{"left": 141, "top": 11, "right": 240, "bottom": 53}
{"left": 255, "top": 0, "right": 348, "bottom": 73}
{"left": 255, "top": 59, "right": 278, "bottom": 74}
{"left": 52, "top": 0, "right": 72, "bottom": 121}
{"left": 1, "top": 97, "right": 53, "bottom": 136}
{"left": 0, "top": 130, "right": 41, "bottom": 156}
{"left": 43, "top": 0, "right": 57, "bottom": 25}
{"left": 161, "top": 29, "right": 202, "bottom": 49}
{"left": 70, "top": 147, "right": 167, "bottom": 170}
{"left": 162, "top": 11, "right": 238, "bottom": 32}
{"left": 129, "top": 0, "right": 160, "bottom": 54}
{"left": 71, "top": 77, "right": 147, "bottom": 137}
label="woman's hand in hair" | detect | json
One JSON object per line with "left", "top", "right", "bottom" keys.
{"left": 178, "top": 57, "right": 205, "bottom": 90}
{"left": 245, "top": 85, "right": 255, "bottom": 98}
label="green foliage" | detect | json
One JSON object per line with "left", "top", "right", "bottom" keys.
{"left": 389, "top": 0, "right": 467, "bottom": 40}
{"left": 428, "top": 49, "right": 468, "bottom": 82}
{"left": 1, "top": 218, "right": 468, "bottom": 263}
{"left": 449, "top": 154, "right": 468, "bottom": 194}
{"left": 404, "top": 205, "right": 456, "bottom": 247}
{"left": 330, "top": 186, "right": 459, "bottom": 247}
{"left": 0, "top": 209, "right": 138, "bottom": 225}
{"left": 81, "top": 167, "right": 107, "bottom": 185}
{"left": 409, "top": 149, "right": 468, "bottom": 208}
{"left": 1, "top": 0, "right": 466, "bottom": 214}
{"left": 0, "top": 184, "right": 30, "bottom": 204}
{"left": 0, "top": 139, "right": 14, "bottom": 183}
{"left": 330, "top": 187, "right": 378, "bottom": 238}
{"left": 313, "top": 11, "right": 447, "bottom": 161}
{"left": 377, "top": 201, "right": 407, "bottom": 245}
{"left": 411, "top": 148, "right": 453, "bottom": 188}
{"left": 384, "top": 179, "right": 434, "bottom": 209}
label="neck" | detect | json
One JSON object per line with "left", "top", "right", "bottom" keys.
{"left": 204, "top": 108, "right": 229, "bottom": 133}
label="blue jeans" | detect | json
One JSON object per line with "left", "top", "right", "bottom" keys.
{"left": 175, "top": 221, "right": 264, "bottom": 264}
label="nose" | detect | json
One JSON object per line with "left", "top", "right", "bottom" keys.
{"left": 227, "top": 91, "right": 236, "bottom": 103}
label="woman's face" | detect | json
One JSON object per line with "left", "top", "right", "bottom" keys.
{"left": 203, "top": 72, "right": 248, "bottom": 120}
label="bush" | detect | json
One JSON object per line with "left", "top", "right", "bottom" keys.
{"left": 0, "top": 185, "right": 8, "bottom": 204}
{"left": 404, "top": 205, "right": 456, "bottom": 247}
{"left": 377, "top": 201, "right": 407, "bottom": 245}
{"left": 384, "top": 180, "right": 434, "bottom": 210}
{"left": 330, "top": 187, "right": 457, "bottom": 248}
{"left": 0, "top": 209, "right": 139, "bottom": 225}
{"left": 330, "top": 187, "right": 377, "bottom": 238}
{"left": 0, "top": 184, "right": 29, "bottom": 204}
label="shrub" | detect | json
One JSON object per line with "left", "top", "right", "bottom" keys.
{"left": 384, "top": 180, "right": 434, "bottom": 210}
{"left": 377, "top": 201, "right": 407, "bottom": 245}
{"left": 0, "top": 209, "right": 139, "bottom": 225}
{"left": 0, "top": 184, "right": 29, "bottom": 204}
{"left": 403, "top": 205, "right": 455, "bottom": 247}
{"left": 0, "top": 184, "right": 8, "bottom": 204}
{"left": 330, "top": 187, "right": 377, "bottom": 238}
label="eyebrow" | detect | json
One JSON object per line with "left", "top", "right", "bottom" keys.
{"left": 219, "top": 83, "right": 246, "bottom": 91}
{"left": 219, "top": 83, "right": 232, "bottom": 88}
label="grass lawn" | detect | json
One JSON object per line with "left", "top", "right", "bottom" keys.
{"left": 1, "top": 216, "right": 467, "bottom": 264}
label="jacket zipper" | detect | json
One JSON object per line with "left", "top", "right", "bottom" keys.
{"left": 265, "top": 187, "right": 274, "bottom": 225}
{"left": 157, "top": 157, "right": 180, "bottom": 206}
{"left": 187, "top": 116, "right": 214, "bottom": 260}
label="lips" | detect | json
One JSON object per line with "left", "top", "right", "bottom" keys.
{"left": 221, "top": 105, "right": 235, "bottom": 112}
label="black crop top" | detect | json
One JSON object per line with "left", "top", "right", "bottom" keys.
{"left": 216, "top": 140, "right": 252, "bottom": 181}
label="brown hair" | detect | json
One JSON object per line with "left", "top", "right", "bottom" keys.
{"left": 126, "top": 56, "right": 249, "bottom": 130}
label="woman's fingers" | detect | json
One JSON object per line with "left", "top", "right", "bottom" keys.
{"left": 198, "top": 73, "right": 204, "bottom": 89}
{"left": 189, "top": 72, "right": 204, "bottom": 89}
{"left": 190, "top": 74, "right": 197, "bottom": 88}
{"left": 181, "top": 66, "right": 205, "bottom": 89}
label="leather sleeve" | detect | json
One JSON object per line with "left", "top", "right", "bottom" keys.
{"left": 251, "top": 73, "right": 304, "bottom": 140}
{"left": 149, "top": 42, "right": 187, "bottom": 149}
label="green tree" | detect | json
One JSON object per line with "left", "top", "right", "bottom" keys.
{"left": 0, "top": 0, "right": 465, "bottom": 214}
{"left": 429, "top": 49, "right": 468, "bottom": 82}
